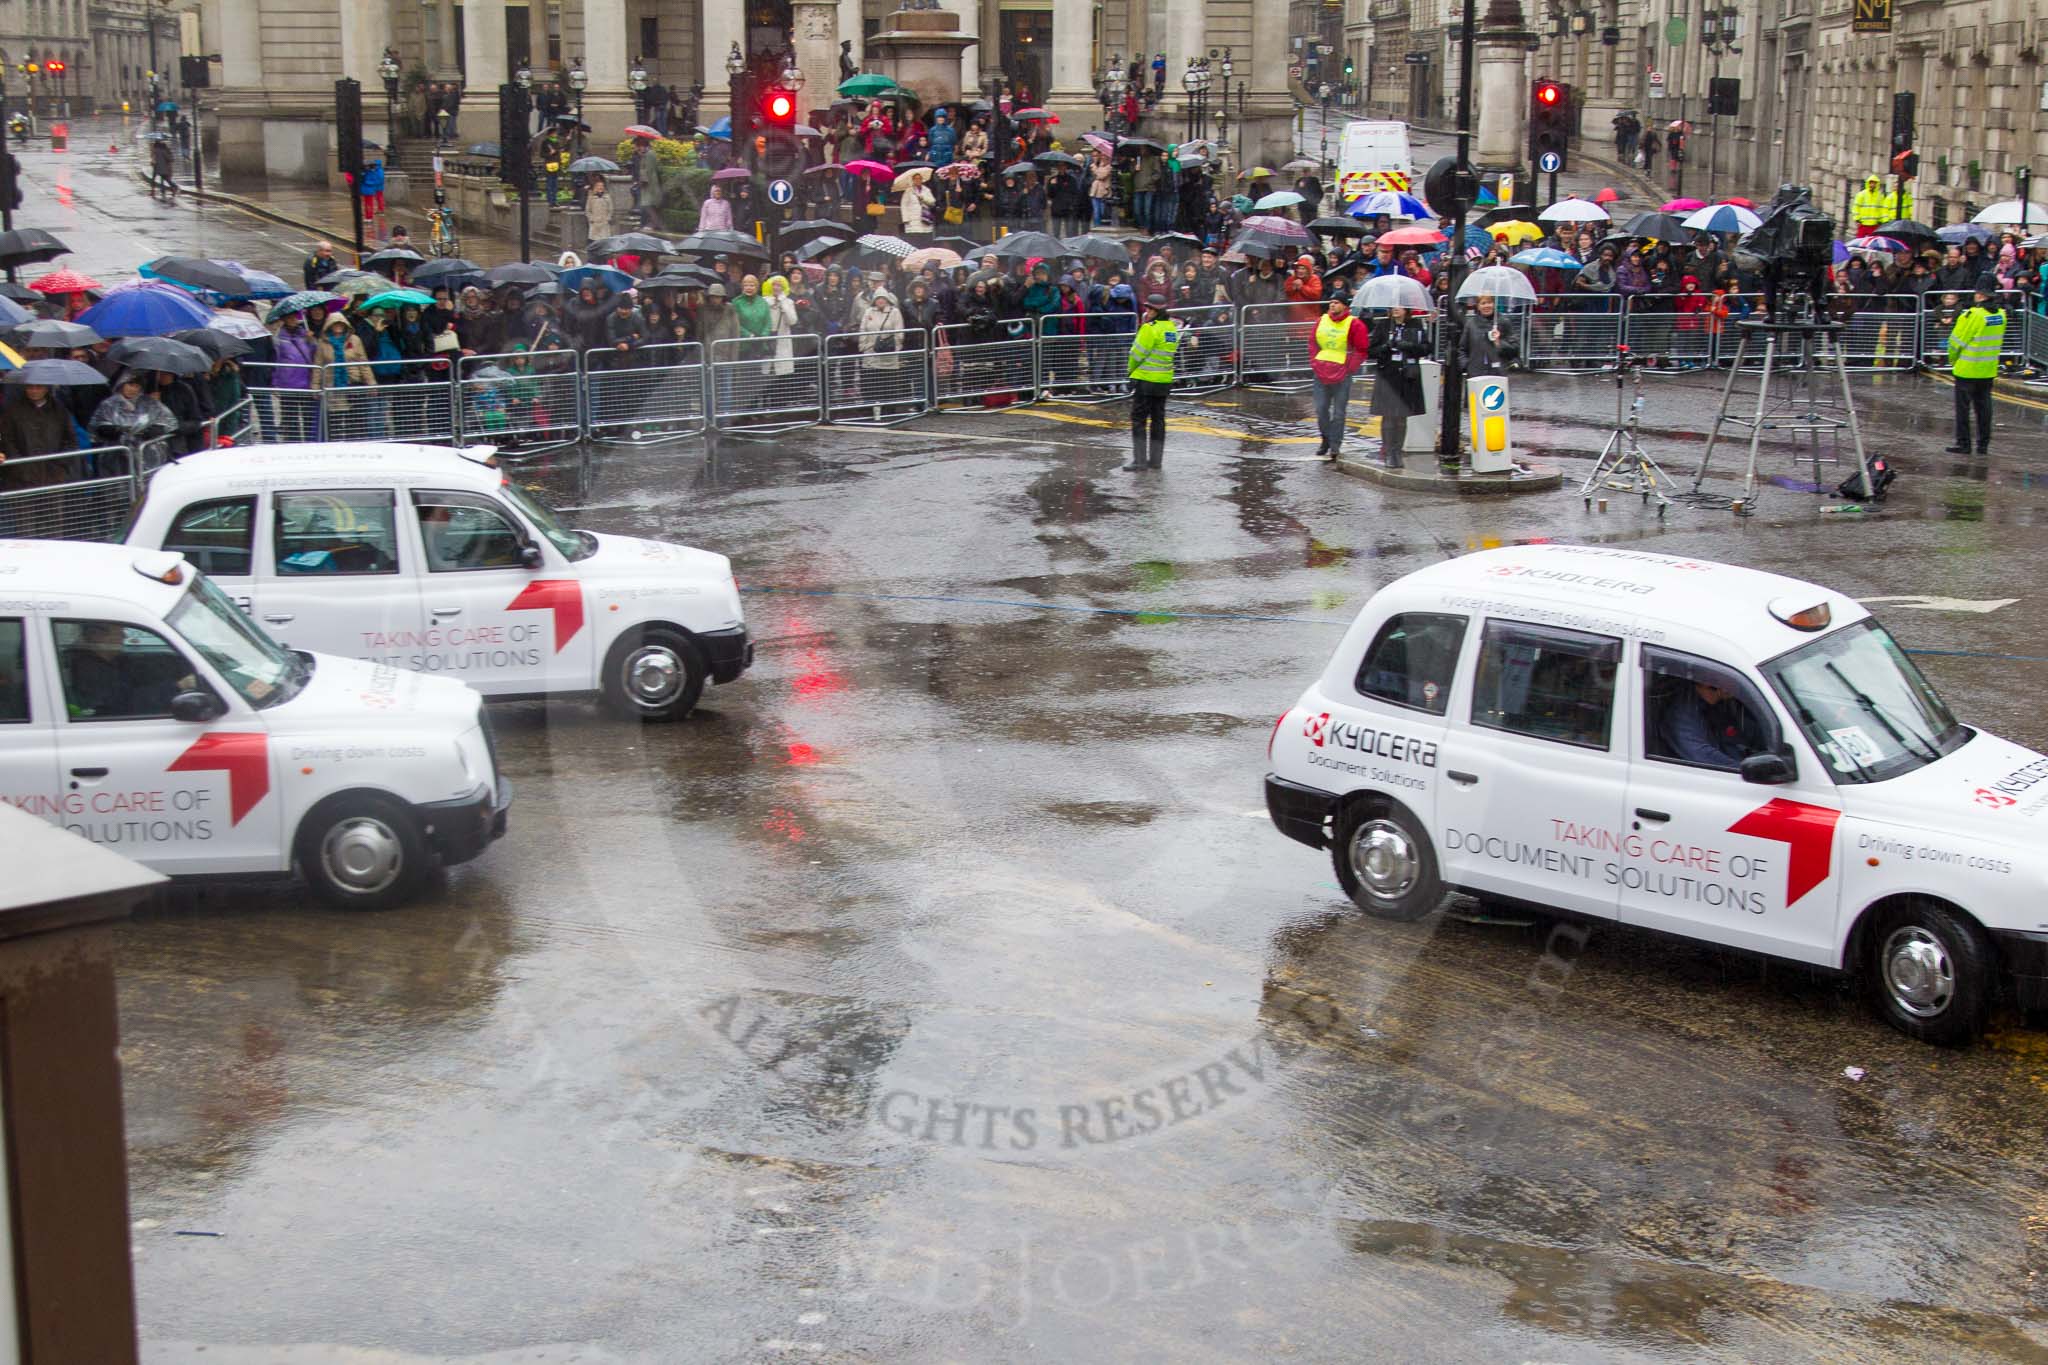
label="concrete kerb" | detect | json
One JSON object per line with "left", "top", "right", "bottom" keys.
{"left": 133, "top": 169, "right": 354, "bottom": 247}
{"left": 1333, "top": 453, "right": 1563, "bottom": 494}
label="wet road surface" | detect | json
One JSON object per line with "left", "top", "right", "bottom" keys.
{"left": 18, "top": 125, "right": 2048, "bottom": 1364}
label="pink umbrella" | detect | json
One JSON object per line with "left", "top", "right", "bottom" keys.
{"left": 1081, "top": 133, "right": 1112, "bottom": 155}
{"left": 1242, "top": 214, "right": 1313, "bottom": 239}
{"left": 711, "top": 166, "right": 751, "bottom": 182}
{"left": 623, "top": 124, "right": 660, "bottom": 139}
{"left": 1662, "top": 197, "right": 1706, "bottom": 212}
{"left": 843, "top": 159, "right": 895, "bottom": 179}
{"left": 1379, "top": 226, "right": 1447, "bottom": 246}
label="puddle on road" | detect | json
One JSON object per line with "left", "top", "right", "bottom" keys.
{"left": 1043, "top": 800, "right": 1161, "bottom": 827}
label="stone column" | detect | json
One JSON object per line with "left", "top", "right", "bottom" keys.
{"left": 701, "top": 0, "right": 747, "bottom": 104}
{"left": 435, "top": 0, "right": 462, "bottom": 79}
{"left": 791, "top": 0, "right": 842, "bottom": 120}
{"left": 1048, "top": 0, "right": 1094, "bottom": 128}
{"left": 955, "top": 0, "right": 980, "bottom": 92}
{"left": 203, "top": 0, "right": 266, "bottom": 181}
{"left": 1474, "top": 0, "right": 1533, "bottom": 171}
{"left": 1165, "top": 0, "right": 1204, "bottom": 125}
{"left": 1248, "top": 0, "right": 1291, "bottom": 163}
{"left": 463, "top": 0, "right": 510, "bottom": 140}
{"left": 583, "top": 0, "right": 634, "bottom": 142}
{"left": 529, "top": 1, "right": 552, "bottom": 76}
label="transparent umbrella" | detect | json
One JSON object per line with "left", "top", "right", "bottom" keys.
{"left": 1354, "top": 275, "right": 1435, "bottom": 312}
{"left": 1456, "top": 265, "right": 1539, "bottom": 303}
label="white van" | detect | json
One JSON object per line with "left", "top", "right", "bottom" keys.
{"left": 0, "top": 541, "right": 507, "bottom": 909}
{"left": 1337, "top": 120, "right": 1415, "bottom": 204}
{"left": 125, "top": 444, "right": 750, "bottom": 721}
{"left": 1264, "top": 544, "right": 2048, "bottom": 1043}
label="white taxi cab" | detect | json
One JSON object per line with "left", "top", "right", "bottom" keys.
{"left": 1265, "top": 544, "right": 2048, "bottom": 1044}
{"left": 125, "top": 444, "right": 751, "bottom": 721}
{"left": 0, "top": 540, "right": 507, "bottom": 909}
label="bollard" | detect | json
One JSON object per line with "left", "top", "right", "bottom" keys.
{"left": 49, "top": 122, "right": 66, "bottom": 151}
{"left": 1464, "top": 374, "right": 1515, "bottom": 474}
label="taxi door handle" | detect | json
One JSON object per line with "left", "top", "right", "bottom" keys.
{"left": 262, "top": 613, "right": 295, "bottom": 625}
{"left": 431, "top": 607, "right": 463, "bottom": 618}
{"left": 1446, "top": 770, "right": 1479, "bottom": 786}
{"left": 69, "top": 767, "right": 108, "bottom": 780}
{"left": 1634, "top": 808, "right": 1672, "bottom": 824}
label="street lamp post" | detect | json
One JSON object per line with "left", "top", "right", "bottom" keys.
{"left": 725, "top": 41, "right": 746, "bottom": 165}
{"left": 513, "top": 62, "right": 533, "bottom": 260}
{"left": 1318, "top": 82, "right": 1333, "bottom": 172}
{"left": 568, "top": 59, "right": 586, "bottom": 152}
{"left": 379, "top": 51, "right": 401, "bottom": 165}
{"left": 1700, "top": 5, "right": 1740, "bottom": 200}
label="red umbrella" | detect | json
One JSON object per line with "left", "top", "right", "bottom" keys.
{"left": 1592, "top": 187, "right": 1620, "bottom": 205}
{"left": 1379, "top": 226, "right": 1446, "bottom": 246}
{"left": 29, "top": 268, "right": 101, "bottom": 294}
{"left": 1011, "top": 108, "right": 1058, "bottom": 122}
{"left": 623, "top": 124, "right": 660, "bottom": 139}
{"left": 842, "top": 159, "right": 895, "bottom": 179}
{"left": 1716, "top": 195, "right": 1756, "bottom": 209}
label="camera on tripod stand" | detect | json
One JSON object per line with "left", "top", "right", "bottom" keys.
{"left": 1741, "top": 184, "right": 1837, "bottom": 322}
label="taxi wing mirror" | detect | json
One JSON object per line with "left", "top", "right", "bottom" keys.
{"left": 1740, "top": 751, "right": 1795, "bottom": 785}
{"left": 519, "top": 542, "right": 544, "bottom": 570}
{"left": 170, "top": 690, "right": 226, "bottom": 724}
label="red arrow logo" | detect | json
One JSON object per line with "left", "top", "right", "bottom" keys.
{"left": 506, "top": 579, "right": 584, "bottom": 652}
{"left": 167, "top": 732, "right": 270, "bottom": 826}
{"left": 1727, "top": 798, "right": 1841, "bottom": 908}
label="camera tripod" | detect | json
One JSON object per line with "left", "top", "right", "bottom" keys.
{"left": 1579, "top": 348, "right": 1677, "bottom": 513}
{"left": 1691, "top": 314, "right": 1876, "bottom": 512}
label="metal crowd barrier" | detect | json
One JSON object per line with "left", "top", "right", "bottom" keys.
{"left": 932, "top": 323, "right": 1037, "bottom": 409}
{"left": 1918, "top": 289, "right": 2028, "bottom": 369}
{"left": 1034, "top": 313, "right": 1127, "bottom": 403}
{"left": 825, "top": 329, "right": 929, "bottom": 426}
{"left": 0, "top": 446, "right": 138, "bottom": 541}
{"left": 319, "top": 361, "right": 459, "bottom": 445}
{"left": 199, "top": 395, "right": 258, "bottom": 448}
{"left": 1517, "top": 294, "right": 1622, "bottom": 372}
{"left": 1830, "top": 294, "right": 1919, "bottom": 370}
{"left": 586, "top": 341, "right": 708, "bottom": 445}
{"left": 1169, "top": 305, "right": 1237, "bottom": 393}
{"left": 708, "top": 334, "right": 824, "bottom": 435}
{"left": 1237, "top": 302, "right": 1319, "bottom": 390}
{"left": 458, "top": 350, "right": 582, "bottom": 451}
{"left": 244, "top": 385, "right": 322, "bottom": 444}
{"left": 1620, "top": 299, "right": 1715, "bottom": 369}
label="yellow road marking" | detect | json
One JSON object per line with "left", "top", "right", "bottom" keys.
{"left": 1926, "top": 369, "right": 2048, "bottom": 413}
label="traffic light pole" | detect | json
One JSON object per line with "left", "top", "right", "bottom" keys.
{"left": 1434, "top": 0, "right": 1478, "bottom": 472}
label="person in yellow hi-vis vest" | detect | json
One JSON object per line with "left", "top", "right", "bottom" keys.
{"left": 1309, "top": 296, "right": 1372, "bottom": 461}
{"left": 1125, "top": 293, "right": 1191, "bottom": 471}
{"left": 1946, "top": 277, "right": 2006, "bottom": 455}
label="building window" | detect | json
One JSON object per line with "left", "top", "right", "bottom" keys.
{"left": 640, "top": 17, "right": 660, "bottom": 58}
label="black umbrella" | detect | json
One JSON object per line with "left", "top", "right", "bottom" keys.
{"left": 481, "top": 262, "right": 556, "bottom": 287}
{"left": 1033, "top": 150, "right": 1083, "bottom": 167}
{"left": 143, "top": 256, "right": 248, "bottom": 296}
{"left": 169, "top": 327, "right": 254, "bottom": 359}
{"left": 1116, "top": 137, "right": 1167, "bottom": 153}
{"left": 6, "top": 319, "right": 101, "bottom": 349}
{"left": 107, "top": 336, "right": 213, "bottom": 375}
{"left": 1139, "top": 231, "right": 1203, "bottom": 251}
{"left": 1308, "top": 216, "right": 1373, "bottom": 237}
{"left": 0, "top": 282, "right": 38, "bottom": 303}
{"left": 1622, "top": 211, "right": 1695, "bottom": 242}
{"left": 315, "top": 268, "right": 378, "bottom": 287}
{"left": 1059, "top": 233, "right": 1130, "bottom": 264}
{"left": 363, "top": 246, "right": 427, "bottom": 265}
{"left": 552, "top": 116, "right": 593, "bottom": 133}
{"left": 1477, "top": 205, "right": 1542, "bottom": 228}
{"left": 794, "top": 236, "right": 859, "bottom": 263}
{"left": 410, "top": 257, "right": 483, "bottom": 284}
{"left": 586, "top": 232, "right": 676, "bottom": 259}
{"left": 0, "top": 228, "right": 68, "bottom": 267}
{"left": 1226, "top": 233, "right": 1300, "bottom": 260}
{"left": 675, "top": 231, "right": 771, "bottom": 262}
{"left": 981, "top": 231, "right": 1067, "bottom": 261}
{"left": 778, "top": 219, "right": 859, "bottom": 251}
{"left": 1000, "top": 162, "right": 1039, "bottom": 177}
{"left": 5, "top": 359, "right": 110, "bottom": 386}
{"left": 1873, "top": 218, "right": 1939, "bottom": 248}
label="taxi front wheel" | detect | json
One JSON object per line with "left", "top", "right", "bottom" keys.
{"left": 1863, "top": 899, "right": 1993, "bottom": 1045}
{"left": 601, "top": 626, "right": 707, "bottom": 722}
{"left": 297, "top": 794, "right": 429, "bottom": 911}
{"left": 1332, "top": 799, "right": 1442, "bottom": 922}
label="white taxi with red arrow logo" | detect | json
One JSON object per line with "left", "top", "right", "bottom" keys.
{"left": 125, "top": 444, "right": 750, "bottom": 721}
{"left": 0, "top": 541, "right": 507, "bottom": 909}
{"left": 1265, "top": 544, "right": 2048, "bottom": 1043}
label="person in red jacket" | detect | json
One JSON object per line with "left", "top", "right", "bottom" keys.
{"left": 1309, "top": 295, "right": 1372, "bottom": 460}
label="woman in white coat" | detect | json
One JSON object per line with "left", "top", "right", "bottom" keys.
{"left": 898, "top": 170, "right": 935, "bottom": 236}
{"left": 763, "top": 274, "right": 801, "bottom": 379}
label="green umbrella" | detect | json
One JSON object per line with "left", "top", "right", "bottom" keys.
{"left": 327, "top": 273, "right": 389, "bottom": 300}
{"left": 837, "top": 73, "right": 898, "bottom": 98}
{"left": 357, "top": 288, "right": 437, "bottom": 310}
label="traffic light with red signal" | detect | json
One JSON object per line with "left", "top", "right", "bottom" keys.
{"left": 758, "top": 86, "right": 802, "bottom": 178}
{"left": 1529, "top": 78, "right": 1571, "bottom": 172}
{"left": 761, "top": 87, "right": 797, "bottom": 128}
{"left": 44, "top": 58, "right": 64, "bottom": 78}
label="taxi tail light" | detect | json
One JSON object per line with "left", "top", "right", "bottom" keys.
{"left": 1268, "top": 711, "right": 1288, "bottom": 759}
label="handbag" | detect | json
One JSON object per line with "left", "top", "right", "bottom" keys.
{"left": 933, "top": 332, "right": 955, "bottom": 379}
{"left": 944, "top": 206, "right": 964, "bottom": 224}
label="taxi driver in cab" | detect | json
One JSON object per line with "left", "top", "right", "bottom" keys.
{"left": 1657, "top": 676, "right": 1757, "bottom": 770}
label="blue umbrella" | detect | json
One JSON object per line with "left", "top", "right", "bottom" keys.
{"left": 1936, "top": 222, "right": 1994, "bottom": 246}
{"left": 215, "top": 262, "right": 294, "bottom": 299}
{"left": 1462, "top": 225, "right": 1493, "bottom": 251}
{"left": 0, "top": 294, "right": 33, "bottom": 328}
{"left": 155, "top": 100, "right": 178, "bottom": 113}
{"left": 1510, "top": 248, "right": 1583, "bottom": 270}
{"left": 75, "top": 283, "right": 212, "bottom": 336}
{"left": 705, "top": 115, "right": 733, "bottom": 139}
{"left": 1831, "top": 241, "right": 1851, "bottom": 266}
{"left": 1350, "top": 190, "right": 1431, "bottom": 220}
{"left": 560, "top": 265, "right": 635, "bottom": 293}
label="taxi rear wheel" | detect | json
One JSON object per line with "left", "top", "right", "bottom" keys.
{"left": 1332, "top": 799, "right": 1442, "bottom": 922}
{"left": 601, "top": 626, "right": 706, "bottom": 722}
{"left": 297, "top": 794, "right": 429, "bottom": 912}
{"left": 1863, "top": 899, "right": 1993, "bottom": 1045}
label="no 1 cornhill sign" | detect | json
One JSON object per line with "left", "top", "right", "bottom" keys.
{"left": 1853, "top": 0, "right": 1892, "bottom": 35}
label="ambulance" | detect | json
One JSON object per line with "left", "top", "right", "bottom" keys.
{"left": 125, "top": 444, "right": 751, "bottom": 721}
{"left": 0, "top": 541, "right": 507, "bottom": 909}
{"left": 1264, "top": 544, "right": 2048, "bottom": 1044}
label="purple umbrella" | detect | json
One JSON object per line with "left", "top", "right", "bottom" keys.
{"left": 711, "top": 167, "right": 752, "bottom": 183}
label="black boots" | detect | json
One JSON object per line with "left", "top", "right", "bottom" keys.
{"left": 1125, "top": 440, "right": 1163, "bottom": 471}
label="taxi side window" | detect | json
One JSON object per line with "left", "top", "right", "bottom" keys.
{"left": 273, "top": 490, "right": 399, "bottom": 575}
{"left": 411, "top": 490, "right": 529, "bottom": 572}
{"left": 1354, "top": 612, "right": 1466, "bottom": 716}
{"left": 164, "top": 496, "right": 255, "bottom": 577}
{"left": 0, "top": 618, "right": 27, "bottom": 723}
{"left": 1642, "top": 646, "right": 1778, "bottom": 772}
{"left": 54, "top": 619, "right": 202, "bottom": 722}
{"left": 1470, "top": 620, "right": 1620, "bottom": 750}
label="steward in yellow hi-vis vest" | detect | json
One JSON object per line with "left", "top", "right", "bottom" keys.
{"left": 1947, "top": 277, "right": 2006, "bottom": 454}
{"left": 1309, "top": 297, "right": 1373, "bottom": 461}
{"left": 1125, "top": 292, "right": 1190, "bottom": 471}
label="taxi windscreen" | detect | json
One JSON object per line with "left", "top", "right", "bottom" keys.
{"left": 1763, "top": 619, "right": 1968, "bottom": 783}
